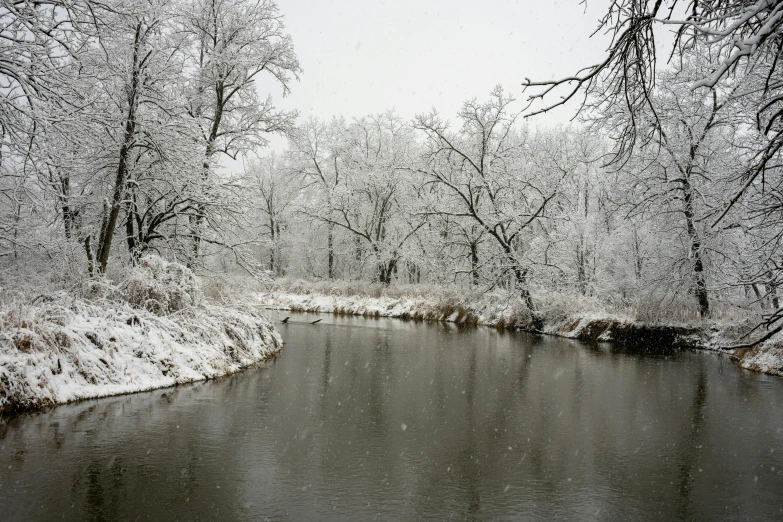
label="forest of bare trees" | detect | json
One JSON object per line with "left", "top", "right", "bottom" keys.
{"left": 2, "top": 0, "right": 782, "bottom": 337}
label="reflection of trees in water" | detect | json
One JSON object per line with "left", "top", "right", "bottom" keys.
{"left": 53, "top": 421, "right": 66, "bottom": 449}
{"left": 507, "top": 337, "right": 535, "bottom": 396}
{"left": 414, "top": 339, "right": 483, "bottom": 519}
{"left": 570, "top": 355, "right": 585, "bottom": 418}
{"left": 177, "top": 437, "right": 201, "bottom": 506}
{"left": 70, "top": 452, "right": 124, "bottom": 521}
{"left": 312, "top": 325, "right": 398, "bottom": 485}
{"left": 315, "top": 327, "right": 340, "bottom": 469}
{"left": 676, "top": 363, "right": 708, "bottom": 521}
{"left": 362, "top": 331, "right": 394, "bottom": 438}
{"left": 84, "top": 461, "right": 107, "bottom": 522}
{"left": 581, "top": 355, "right": 711, "bottom": 520}
{"left": 410, "top": 333, "right": 541, "bottom": 519}
{"left": 485, "top": 343, "right": 533, "bottom": 485}
{"left": 433, "top": 334, "right": 448, "bottom": 417}
{"left": 460, "top": 338, "right": 481, "bottom": 517}
{"left": 510, "top": 331, "right": 548, "bottom": 494}
{"left": 47, "top": 384, "right": 248, "bottom": 521}
{"left": 319, "top": 327, "right": 333, "bottom": 408}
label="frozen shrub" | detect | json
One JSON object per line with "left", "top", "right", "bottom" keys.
{"left": 81, "top": 277, "right": 119, "bottom": 301}
{"left": 256, "top": 270, "right": 275, "bottom": 283}
{"left": 123, "top": 255, "right": 202, "bottom": 314}
{"left": 202, "top": 276, "right": 231, "bottom": 304}
{"left": 202, "top": 275, "right": 263, "bottom": 305}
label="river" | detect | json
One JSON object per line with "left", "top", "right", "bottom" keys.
{"left": 1, "top": 313, "right": 782, "bottom": 520}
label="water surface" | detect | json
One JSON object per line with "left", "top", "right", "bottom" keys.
{"left": 1, "top": 313, "right": 782, "bottom": 520}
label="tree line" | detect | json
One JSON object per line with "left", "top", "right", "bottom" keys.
{"left": 2, "top": 0, "right": 782, "bottom": 334}
{"left": 0, "top": 0, "right": 300, "bottom": 273}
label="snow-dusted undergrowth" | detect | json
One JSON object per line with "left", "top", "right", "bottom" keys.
{"left": 0, "top": 257, "right": 282, "bottom": 414}
{"left": 738, "top": 343, "right": 783, "bottom": 377}
{"left": 258, "top": 279, "right": 783, "bottom": 377}
{"left": 257, "top": 279, "right": 637, "bottom": 335}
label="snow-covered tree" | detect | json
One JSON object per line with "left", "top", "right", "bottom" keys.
{"left": 415, "top": 86, "right": 568, "bottom": 324}
{"left": 183, "top": 0, "right": 300, "bottom": 264}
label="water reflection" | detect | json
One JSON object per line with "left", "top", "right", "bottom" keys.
{"left": 675, "top": 363, "right": 707, "bottom": 521}
{"left": 1, "top": 313, "right": 782, "bottom": 521}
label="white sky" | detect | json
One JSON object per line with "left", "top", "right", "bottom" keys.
{"left": 254, "top": 0, "right": 613, "bottom": 153}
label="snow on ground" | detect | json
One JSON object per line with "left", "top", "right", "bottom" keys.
{"left": 256, "top": 287, "right": 636, "bottom": 336}
{"left": 0, "top": 257, "right": 282, "bottom": 414}
{"left": 739, "top": 342, "right": 783, "bottom": 376}
{"left": 258, "top": 290, "right": 535, "bottom": 329}
{"left": 256, "top": 288, "right": 653, "bottom": 343}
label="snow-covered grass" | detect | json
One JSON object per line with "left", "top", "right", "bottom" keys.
{"left": 257, "top": 278, "right": 783, "bottom": 377}
{"left": 258, "top": 278, "right": 639, "bottom": 333}
{"left": 257, "top": 286, "right": 651, "bottom": 342}
{"left": 0, "top": 256, "right": 282, "bottom": 414}
{"left": 739, "top": 342, "right": 783, "bottom": 376}
{"left": 260, "top": 284, "right": 532, "bottom": 329}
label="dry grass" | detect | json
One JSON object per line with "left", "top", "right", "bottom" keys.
{"left": 263, "top": 278, "right": 760, "bottom": 341}
{"left": 265, "top": 278, "right": 461, "bottom": 301}
{"left": 247, "top": 274, "right": 764, "bottom": 344}
{"left": 263, "top": 279, "right": 545, "bottom": 330}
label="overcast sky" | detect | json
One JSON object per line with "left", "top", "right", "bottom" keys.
{"left": 274, "top": 0, "right": 609, "bottom": 118}
{"left": 254, "top": 0, "right": 611, "bottom": 154}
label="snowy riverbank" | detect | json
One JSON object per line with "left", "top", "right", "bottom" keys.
{"left": 0, "top": 257, "right": 282, "bottom": 414}
{"left": 257, "top": 282, "right": 783, "bottom": 378}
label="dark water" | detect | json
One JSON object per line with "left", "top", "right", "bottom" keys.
{"left": 1, "top": 313, "right": 782, "bottom": 521}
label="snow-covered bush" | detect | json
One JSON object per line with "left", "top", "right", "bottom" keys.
{"left": 202, "top": 274, "right": 266, "bottom": 306}
{"left": 122, "top": 255, "right": 202, "bottom": 314}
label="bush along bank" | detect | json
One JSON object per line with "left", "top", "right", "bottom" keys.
{"left": 0, "top": 256, "right": 282, "bottom": 415}
{"left": 257, "top": 287, "right": 782, "bottom": 378}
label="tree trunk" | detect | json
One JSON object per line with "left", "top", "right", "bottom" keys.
{"left": 408, "top": 261, "right": 420, "bottom": 284}
{"left": 269, "top": 215, "right": 276, "bottom": 273}
{"left": 513, "top": 266, "right": 542, "bottom": 330}
{"left": 12, "top": 191, "right": 21, "bottom": 264}
{"left": 327, "top": 223, "right": 334, "bottom": 279}
{"left": 470, "top": 241, "right": 480, "bottom": 286}
{"left": 513, "top": 267, "right": 536, "bottom": 311}
{"left": 58, "top": 174, "right": 79, "bottom": 241}
{"left": 354, "top": 235, "right": 362, "bottom": 278}
{"left": 377, "top": 258, "right": 397, "bottom": 287}
{"left": 682, "top": 176, "right": 710, "bottom": 319}
{"left": 125, "top": 182, "right": 141, "bottom": 264}
{"left": 750, "top": 283, "right": 763, "bottom": 306}
{"left": 766, "top": 271, "right": 779, "bottom": 310}
{"left": 191, "top": 77, "right": 226, "bottom": 266}
{"left": 96, "top": 21, "right": 144, "bottom": 274}
{"left": 576, "top": 240, "right": 587, "bottom": 295}
{"left": 633, "top": 227, "right": 643, "bottom": 280}
{"left": 84, "top": 235, "right": 95, "bottom": 277}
